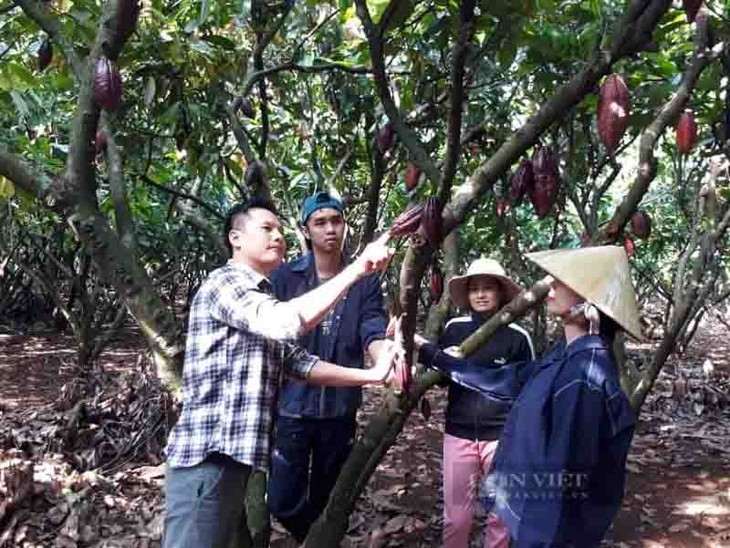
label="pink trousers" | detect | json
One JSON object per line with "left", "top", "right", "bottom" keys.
{"left": 442, "top": 433, "right": 510, "bottom": 548}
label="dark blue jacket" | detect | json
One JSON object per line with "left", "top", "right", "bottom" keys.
{"left": 438, "top": 316, "right": 535, "bottom": 441}
{"left": 420, "top": 335, "right": 636, "bottom": 547}
{"left": 271, "top": 254, "right": 387, "bottom": 418}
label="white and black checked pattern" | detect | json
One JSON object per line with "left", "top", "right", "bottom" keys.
{"left": 165, "top": 261, "right": 317, "bottom": 472}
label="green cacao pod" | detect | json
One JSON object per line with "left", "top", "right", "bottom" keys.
{"left": 93, "top": 57, "right": 123, "bottom": 112}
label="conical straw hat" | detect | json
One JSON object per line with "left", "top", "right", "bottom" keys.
{"left": 448, "top": 258, "right": 522, "bottom": 309}
{"left": 525, "top": 246, "right": 643, "bottom": 340}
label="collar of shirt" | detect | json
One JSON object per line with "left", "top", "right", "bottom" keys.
{"left": 226, "top": 259, "right": 273, "bottom": 293}
{"left": 537, "top": 334, "right": 609, "bottom": 371}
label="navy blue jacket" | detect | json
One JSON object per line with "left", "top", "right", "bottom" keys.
{"left": 438, "top": 316, "right": 535, "bottom": 441}
{"left": 420, "top": 335, "right": 636, "bottom": 547}
{"left": 271, "top": 254, "right": 387, "bottom": 418}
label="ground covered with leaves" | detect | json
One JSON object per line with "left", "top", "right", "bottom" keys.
{"left": 1, "top": 324, "right": 729, "bottom": 548}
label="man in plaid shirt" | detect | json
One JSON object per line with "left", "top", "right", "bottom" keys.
{"left": 163, "top": 198, "right": 396, "bottom": 548}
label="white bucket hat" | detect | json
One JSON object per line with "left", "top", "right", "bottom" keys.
{"left": 448, "top": 258, "right": 522, "bottom": 310}
{"left": 525, "top": 246, "right": 643, "bottom": 340}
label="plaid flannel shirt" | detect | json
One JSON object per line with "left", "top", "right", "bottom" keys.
{"left": 165, "top": 260, "right": 318, "bottom": 472}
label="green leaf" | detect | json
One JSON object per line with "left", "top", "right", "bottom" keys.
{"left": 0, "top": 176, "right": 15, "bottom": 200}
{"left": 203, "top": 35, "right": 236, "bottom": 50}
{"left": 9, "top": 90, "right": 30, "bottom": 118}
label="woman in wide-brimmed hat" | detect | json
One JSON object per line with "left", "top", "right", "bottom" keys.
{"left": 413, "top": 246, "right": 639, "bottom": 547}
{"left": 436, "top": 258, "right": 535, "bottom": 548}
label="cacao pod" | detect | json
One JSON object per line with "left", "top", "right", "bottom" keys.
{"left": 38, "top": 38, "right": 53, "bottom": 71}
{"left": 420, "top": 197, "right": 442, "bottom": 248}
{"left": 623, "top": 235, "right": 635, "bottom": 257}
{"left": 239, "top": 97, "right": 255, "bottom": 119}
{"left": 389, "top": 204, "right": 423, "bottom": 237}
{"left": 93, "top": 56, "right": 123, "bottom": 112}
{"left": 405, "top": 163, "right": 421, "bottom": 191}
{"left": 395, "top": 356, "right": 411, "bottom": 394}
{"left": 510, "top": 159, "right": 534, "bottom": 204}
{"left": 429, "top": 267, "right": 443, "bottom": 302}
{"left": 630, "top": 210, "right": 652, "bottom": 239}
{"left": 495, "top": 197, "right": 509, "bottom": 219}
{"left": 95, "top": 130, "right": 108, "bottom": 155}
{"left": 676, "top": 111, "right": 698, "bottom": 154}
{"left": 529, "top": 147, "right": 561, "bottom": 219}
{"left": 597, "top": 74, "right": 630, "bottom": 153}
{"left": 683, "top": 0, "right": 702, "bottom": 23}
{"left": 420, "top": 397, "right": 432, "bottom": 421}
{"left": 245, "top": 160, "right": 267, "bottom": 189}
{"left": 118, "top": 0, "right": 141, "bottom": 35}
{"left": 376, "top": 122, "right": 395, "bottom": 154}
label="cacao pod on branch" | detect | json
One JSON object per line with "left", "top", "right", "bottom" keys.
{"left": 95, "top": 130, "right": 108, "bottom": 155}
{"left": 597, "top": 74, "right": 630, "bottom": 153}
{"left": 93, "top": 57, "right": 123, "bottom": 112}
{"left": 233, "top": 96, "right": 255, "bottom": 119}
{"left": 529, "top": 146, "right": 561, "bottom": 219}
{"left": 38, "top": 38, "right": 52, "bottom": 71}
{"left": 244, "top": 160, "right": 267, "bottom": 190}
{"left": 389, "top": 204, "right": 424, "bottom": 237}
{"left": 420, "top": 197, "right": 442, "bottom": 248}
{"left": 510, "top": 158, "right": 534, "bottom": 204}
{"left": 118, "top": 0, "right": 141, "bottom": 35}
{"left": 630, "top": 210, "right": 652, "bottom": 239}
{"left": 429, "top": 266, "right": 443, "bottom": 302}
{"left": 676, "top": 111, "right": 698, "bottom": 154}
{"left": 623, "top": 235, "right": 635, "bottom": 257}
{"left": 405, "top": 163, "right": 421, "bottom": 191}
{"left": 376, "top": 122, "right": 395, "bottom": 154}
{"left": 495, "top": 197, "right": 509, "bottom": 219}
{"left": 683, "top": 0, "right": 703, "bottom": 23}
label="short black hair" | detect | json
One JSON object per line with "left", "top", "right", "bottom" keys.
{"left": 224, "top": 197, "right": 279, "bottom": 254}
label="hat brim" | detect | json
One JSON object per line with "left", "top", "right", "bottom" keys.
{"left": 448, "top": 273, "right": 522, "bottom": 310}
{"left": 525, "top": 248, "right": 644, "bottom": 341}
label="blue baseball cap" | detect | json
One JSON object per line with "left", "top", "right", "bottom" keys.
{"left": 300, "top": 190, "right": 344, "bottom": 225}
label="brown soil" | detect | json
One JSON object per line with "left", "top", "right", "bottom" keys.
{"left": 1, "top": 321, "right": 728, "bottom": 547}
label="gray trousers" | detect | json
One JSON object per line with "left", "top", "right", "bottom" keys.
{"left": 162, "top": 453, "right": 252, "bottom": 548}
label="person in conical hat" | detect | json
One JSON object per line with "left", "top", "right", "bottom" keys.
{"left": 412, "top": 246, "right": 639, "bottom": 547}
{"left": 438, "top": 258, "right": 535, "bottom": 548}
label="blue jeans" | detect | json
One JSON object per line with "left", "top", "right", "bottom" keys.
{"left": 267, "top": 415, "right": 356, "bottom": 542}
{"left": 162, "top": 453, "right": 252, "bottom": 548}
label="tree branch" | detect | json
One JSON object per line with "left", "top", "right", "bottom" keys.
{"left": 102, "top": 116, "right": 137, "bottom": 255}
{"left": 438, "top": 0, "right": 475, "bottom": 206}
{"left": 0, "top": 148, "right": 51, "bottom": 200}
{"left": 138, "top": 174, "right": 224, "bottom": 221}
{"left": 354, "top": 0, "right": 441, "bottom": 187}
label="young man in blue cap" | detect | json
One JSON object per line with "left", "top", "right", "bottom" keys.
{"left": 267, "top": 190, "right": 390, "bottom": 542}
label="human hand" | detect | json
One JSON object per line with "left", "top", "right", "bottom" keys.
{"left": 353, "top": 232, "right": 394, "bottom": 276}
